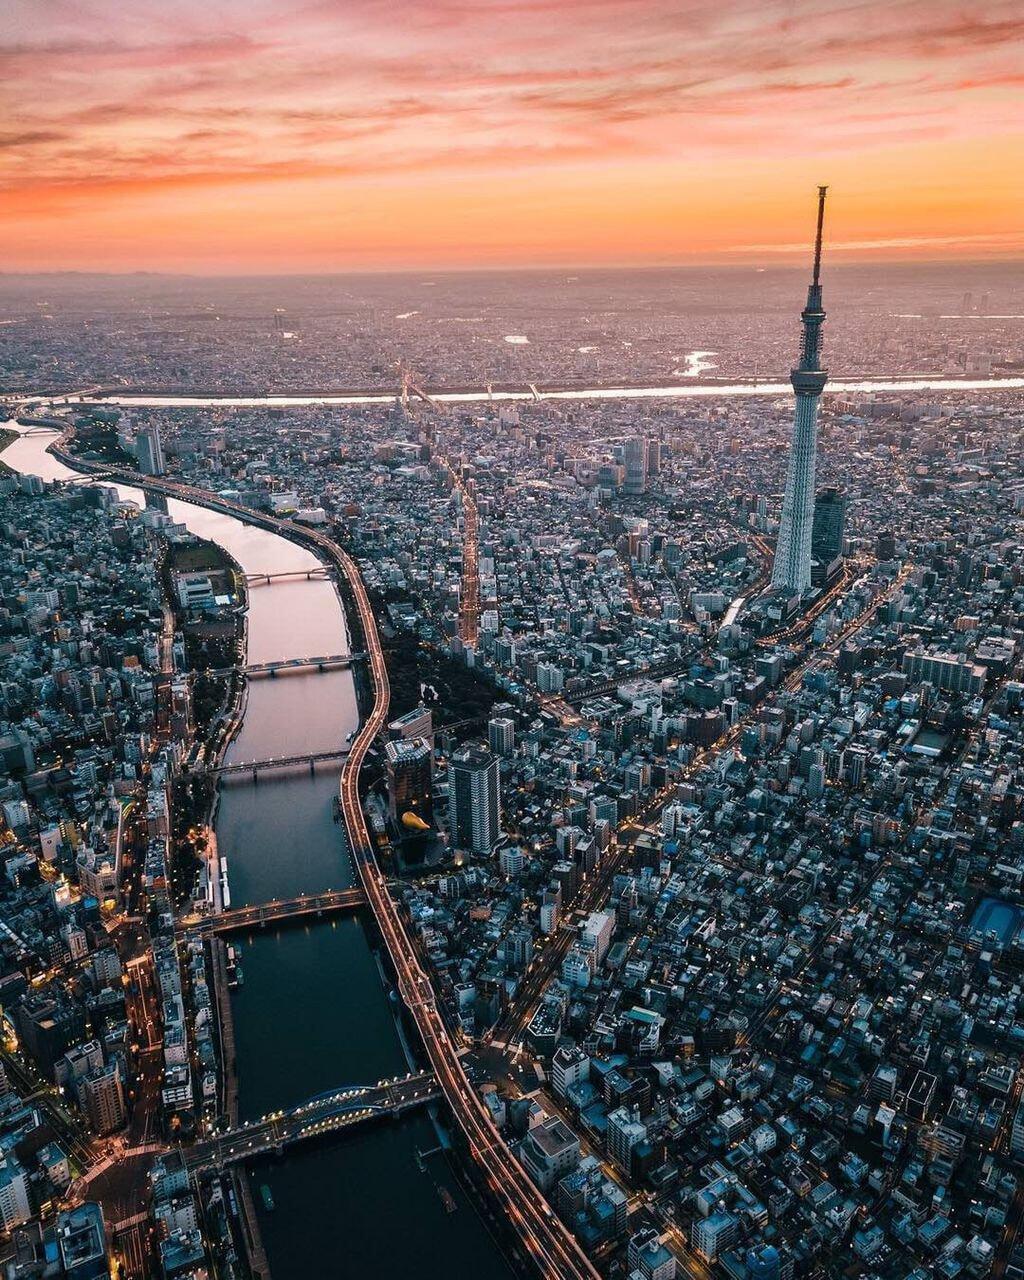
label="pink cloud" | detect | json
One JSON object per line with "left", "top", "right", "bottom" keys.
{"left": 1, "top": 0, "right": 1021, "bottom": 197}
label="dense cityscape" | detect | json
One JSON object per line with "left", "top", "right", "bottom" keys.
{"left": 8, "top": 0, "right": 1024, "bottom": 1270}
{"left": 1, "top": 180, "right": 1024, "bottom": 1280}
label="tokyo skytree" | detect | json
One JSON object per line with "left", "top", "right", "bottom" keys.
{"left": 771, "top": 186, "right": 829, "bottom": 595}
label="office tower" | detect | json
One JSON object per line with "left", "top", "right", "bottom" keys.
{"left": 623, "top": 436, "right": 648, "bottom": 495}
{"left": 136, "top": 423, "right": 165, "bottom": 476}
{"left": 876, "top": 529, "right": 896, "bottom": 560}
{"left": 487, "top": 715, "right": 515, "bottom": 757}
{"left": 771, "top": 187, "right": 829, "bottom": 596}
{"left": 646, "top": 437, "right": 662, "bottom": 478}
{"left": 810, "top": 486, "right": 846, "bottom": 583}
{"left": 449, "top": 744, "right": 501, "bottom": 854}
{"left": 385, "top": 738, "right": 433, "bottom": 826}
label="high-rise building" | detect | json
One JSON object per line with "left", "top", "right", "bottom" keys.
{"left": 136, "top": 423, "right": 165, "bottom": 477}
{"left": 518, "top": 1116, "right": 580, "bottom": 1192}
{"left": 385, "top": 738, "right": 433, "bottom": 826}
{"left": 551, "top": 1045, "right": 589, "bottom": 1099}
{"left": 449, "top": 744, "right": 500, "bottom": 854}
{"left": 80, "top": 1062, "right": 126, "bottom": 1135}
{"left": 691, "top": 1210, "right": 740, "bottom": 1263}
{"left": 771, "top": 187, "right": 829, "bottom": 596}
{"left": 876, "top": 529, "right": 897, "bottom": 560}
{"left": 487, "top": 715, "right": 515, "bottom": 757}
{"left": 15, "top": 996, "right": 87, "bottom": 1079}
{"left": 1010, "top": 1097, "right": 1024, "bottom": 1159}
{"left": 606, "top": 1104, "right": 647, "bottom": 1172}
{"left": 810, "top": 486, "right": 846, "bottom": 584}
{"left": 623, "top": 436, "right": 648, "bottom": 495}
{"left": 646, "top": 437, "right": 662, "bottom": 478}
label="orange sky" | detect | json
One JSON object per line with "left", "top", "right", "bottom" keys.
{"left": 2, "top": 0, "right": 1023, "bottom": 272}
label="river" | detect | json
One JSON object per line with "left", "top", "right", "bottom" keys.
{"left": 1, "top": 423, "right": 512, "bottom": 1279}
{"left": 18, "top": 373, "right": 1024, "bottom": 410}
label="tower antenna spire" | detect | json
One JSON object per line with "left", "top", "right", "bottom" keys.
{"left": 812, "top": 185, "right": 828, "bottom": 287}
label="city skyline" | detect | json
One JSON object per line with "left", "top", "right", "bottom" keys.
{"left": 3, "top": 0, "right": 1024, "bottom": 273}
{"left": 3, "top": 5, "right": 1024, "bottom": 1280}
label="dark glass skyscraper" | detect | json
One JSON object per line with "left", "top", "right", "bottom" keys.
{"left": 811, "top": 486, "right": 846, "bottom": 582}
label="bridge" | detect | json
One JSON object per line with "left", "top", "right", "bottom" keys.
{"left": 192, "top": 747, "right": 351, "bottom": 780}
{"left": 183, "top": 1072, "right": 440, "bottom": 1173}
{"left": 178, "top": 888, "right": 367, "bottom": 938}
{"left": 246, "top": 567, "right": 330, "bottom": 586}
{"left": 244, "top": 651, "right": 365, "bottom": 677}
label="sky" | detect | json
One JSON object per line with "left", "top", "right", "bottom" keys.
{"left": 2, "top": 0, "right": 1023, "bottom": 273}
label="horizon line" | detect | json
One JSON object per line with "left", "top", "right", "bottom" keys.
{"left": 3, "top": 254, "right": 1024, "bottom": 282}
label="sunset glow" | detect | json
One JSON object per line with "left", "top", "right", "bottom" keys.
{"left": 3, "top": 0, "right": 1023, "bottom": 272}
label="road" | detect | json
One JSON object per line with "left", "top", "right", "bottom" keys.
{"left": 436, "top": 453, "right": 481, "bottom": 647}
